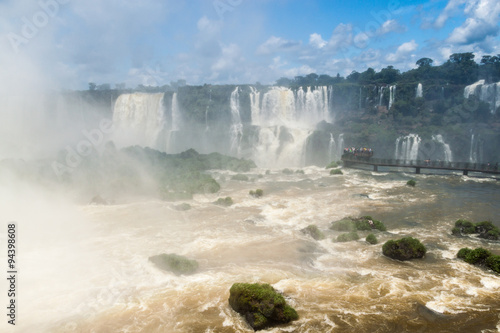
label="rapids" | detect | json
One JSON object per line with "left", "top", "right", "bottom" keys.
{"left": 4, "top": 167, "right": 500, "bottom": 332}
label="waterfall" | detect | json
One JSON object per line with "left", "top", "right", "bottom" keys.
{"left": 328, "top": 133, "right": 335, "bottom": 162}
{"left": 337, "top": 133, "right": 344, "bottom": 161}
{"left": 112, "top": 93, "right": 166, "bottom": 149}
{"left": 432, "top": 134, "right": 453, "bottom": 162}
{"left": 388, "top": 85, "right": 396, "bottom": 109}
{"left": 469, "top": 133, "right": 483, "bottom": 163}
{"left": 416, "top": 83, "right": 423, "bottom": 98}
{"left": 464, "top": 80, "right": 500, "bottom": 113}
{"left": 166, "top": 93, "right": 181, "bottom": 152}
{"left": 378, "top": 87, "right": 385, "bottom": 106}
{"left": 249, "top": 86, "right": 331, "bottom": 167}
{"left": 229, "top": 87, "right": 243, "bottom": 156}
{"left": 394, "top": 134, "right": 420, "bottom": 162}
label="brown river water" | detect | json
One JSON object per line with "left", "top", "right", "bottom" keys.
{"left": 2, "top": 167, "right": 500, "bottom": 332}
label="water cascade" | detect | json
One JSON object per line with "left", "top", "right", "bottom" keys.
{"left": 378, "top": 86, "right": 385, "bottom": 106}
{"left": 394, "top": 134, "right": 421, "bottom": 162}
{"left": 388, "top": 85, "right": 396, "bottom": 109}
{"left": 416, "top": 83, "right": 423, "bottom": 98}
{"left": 469, "top": 133, "right": 483, "bottom": 163}
{"left": 464, "top": 80, "right": 500, "bottom": 113}
{"left": 229, "top": 87, "right": 243, "bottom": 156}
{"left": 432, "top": 134, "right": 453, "bottom": 162}
{"left": 249, "top": 86, "right": 332, "bottom": 167}
{"left": 112, "top": 93, "right": 166, "bottom": 150}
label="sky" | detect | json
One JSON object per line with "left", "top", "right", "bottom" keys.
{"left": 1, "top": 0, "right": 500, "bottom": 90}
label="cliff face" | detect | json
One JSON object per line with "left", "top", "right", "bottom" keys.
{"left": 60, "top": 83, "right": 500, "bottom": 167}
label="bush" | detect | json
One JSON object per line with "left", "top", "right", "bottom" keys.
{"left": 228, "top": 283, "right": 299, "bottom": 330}
{"left": 457, "top": 247, "right": 472, "bottom": 260}
{"left": 249, "top": 189, "right": 264, "bottom": 198}
{"left": 336, "top": 232, "right": 359, "bottom": 242}
{"left": 406, "top": 179, "right": 416, "bottom": 187}
{"left": 231, "top": 174, "right": 249, "bottom": 181}
{"left": 366, "top": 233, "right": 378, "bottom": 244}
{"left": 214, "top": 197, "right": 233, "bottom": 206}
{"left": 282, "top": 168, "right": 294, "bottom": 175}
{"left": 301, "top": 224, "right": 325, "bottom": 240}
{"left": 295, "top": 169, "right": 305, "bottom": 174}
{"left": 464, "top": 247, "right": 492, "bottom": 265}
{"left": 174, "top": 203, "right": 191, "bottom": 211}
{"left": 485, "top": 255, "right": 500, "bottom": 274}
{"left": 330, "top": 218, "right": 355, "bottom": 232}
{"left": 453, "top": 219, "right": 499, "bottom": 240}
{"left": 149, "top": 253, "right": 198, "bottom": 275}
{"left": 330, "top": 169, "right": 343, "bottom": 175}
{"left": 382, "top": 237, "right": 426, "bottom": 261}
{"left": 325, "top": 161, "right": 339, "bottom": 169}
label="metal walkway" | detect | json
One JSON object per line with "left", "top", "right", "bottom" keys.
{"left": 341, "top": 156, "right": 500, "bottom": 175}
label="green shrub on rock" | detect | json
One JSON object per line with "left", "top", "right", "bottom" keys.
{"left": 149, "top": 253, "right": 198, "bottom": 275}
{"left": 366, "top": 233, "right": 378, "bottom": 244}
{"left": 486, "top": 255, "right": 500, "bottom": 274}
{"left": 453, "top": 219, "right": 499, "bottom": 240}
{"left": 331, "top": 216, "right": 386, "bottom": 232}
{"left": 174, "top": 203, "right": 191, "bottom": 211}
{"left": 249, "top": 189, "right": 264, "bottom": 198}
{"left": 325, "top": 161, "right": 339, "bottom": 169}
{"left": 330, "top": 218, "right": 356, "bottom": 232}
{"left": 382, "top": 237, "right": 426, "bottom": 261}
{"left": 228, "top": 283, "right": 298, "bottom": 331}
{"left": 406, "top": 179, "right": 416, "bottom": 187}
{"left": 231, "top": 174, "right": 249, "bottom": 181}
{"left": 336, "top": 232, "right": 359, "bottom": 242}
{"left": 301, "top": 225, "right": 325, "bottom": 240}
{"left": 214, "top": 197, "right": 233, "bottom": 206}
{"left": 330, "top": 168, "right": 343, "bottom": 175}
{"left": 457, "top": 247, "right": 500, "bottom": 274}
{"left": 464, "top": 247, "right": 492, "bottom": 265}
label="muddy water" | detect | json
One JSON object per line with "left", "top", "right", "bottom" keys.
{"left": 11, "top": 168, "right": 500, "bottom": 332}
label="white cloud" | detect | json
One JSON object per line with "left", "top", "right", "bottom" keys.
{"left": 309, "top": 33, "right": 327, "bottom": 49}
{"left": 256, "top": 36, "right": 301, "bottom": 55}
{"left": 434, "top": 0, "right": 467, "bottom": 28}
{"left": 327, "top": 23, "right": 353, "bottom": 51}
{"left": 386, "top": 40, "right": 418, "bottom": 62}
{"left": 446, "top": 0, "right": 500, "bottom": 45}
{"left": 377, "top": 20, "right": 406, "bottom": 35}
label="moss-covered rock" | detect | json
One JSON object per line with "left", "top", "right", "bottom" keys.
{"left": 452, "top": 219, "right": 499, "bottom": 240}
{"left": 174, "top": 203, "right": 191, "bottom": 211}
{"left": 366, "top": 233, "right": 378, "bottom": 244}
{"left": 282, "top": 168, "right": 294, "bottom": 175}
{"left": 325, "top": 161, "right": 339, "bottom": 169}
{"left": 457, "top": 247, "right": 500, "bottom": 274}
{"left": 382, "top": 237, "right": 426, "bottom": 261}
{"left": 301, "top": 224, "right": 325, "bottom": 240}
{"left": 336, "top": 232, "right": 360, "bottom": 242}
{"left": 406, "top": 179, "right": 416, "bottom": 187}
{"left": 228, "top": 283, "right": 298, "bottom": 331}
{"left": 231, "top": 174, "right": 250, "bottom": 181}
{"left": 295, "top": 169, "right": 305, "bottom": 174}
{"left": 214, "top": 197, "right": 233, "bottom": 206}
{"left": 330, "top": 216, "right": 386, "bottom": 232}
{"left": 149, "top": 253, "right": 199, "bottom": 275}
{"left": 249, "top": 189, "right": 264, "bottom": 198}
{"left": 330, "top": 168, "right": 343, "bottom": 175}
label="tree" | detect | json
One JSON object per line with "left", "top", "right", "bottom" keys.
{"left": 443, "top": 52, "right": 478, "bottom": 85}
{"left": 416, "top": 58, "right": 433, "bottom": 68}
{"left": 88, "top": 82, "right": 96, "bottom": 91}
{"left": 275, "top": 77, "right": 292, "bottom": 86}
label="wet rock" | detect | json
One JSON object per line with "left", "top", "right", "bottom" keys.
{"left": 382, "top": 237, "right": 426, "bottom": 261}
{"left": 89, "top": 195, "right": 108, "bottom": 205}
{"left": 149, "top": 253, "right": 198, "bottom": 275}
{"left": 228, "top": 283, "right": 298, "bottom": 331}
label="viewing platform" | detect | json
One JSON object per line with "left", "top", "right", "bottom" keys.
{"left": 341, "top": 156, "right": 500, "bottom": 176}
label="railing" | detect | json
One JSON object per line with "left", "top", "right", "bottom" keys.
{"left": 341, "top": 156, "right": 499, "bottom": 174}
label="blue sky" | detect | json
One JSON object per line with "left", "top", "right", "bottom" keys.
{"left": 1, "top": 0, "right": 500, "bottom": 90}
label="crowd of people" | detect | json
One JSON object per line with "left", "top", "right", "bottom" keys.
{"left": 342, "top": 147, "right": 374, "bottom": 158}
